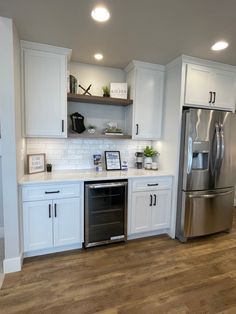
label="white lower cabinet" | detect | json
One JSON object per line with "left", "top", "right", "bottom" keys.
{"left": 22, "top": 183, "right": 83, "bottom": 254}
{"left": 53, "top": 198, "right": 81, "bottom": 247}
{"left": 23, "top": 197, "right": 81, "bottom": 252}
{"left": 23, "top": 200, "right": 53, "bottom": 251}
{"left": 151, "top": 189, "right": 171, "bottom": 230}
{"left": 129, "top": 177, "right": 172, "bottom": 236}
{"left": 131, "top": 191, "right": 152, "bottom": 234}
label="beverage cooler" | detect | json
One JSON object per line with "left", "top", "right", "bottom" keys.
{"left": 84, "top": 180, "right": 127, "bottom": 248}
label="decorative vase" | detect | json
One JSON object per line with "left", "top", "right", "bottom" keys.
{"left": 144, "top": 157, "right": 152, "bottom": 169}
{"left": 88, "top": 128, "right": 96, "bottom": 134}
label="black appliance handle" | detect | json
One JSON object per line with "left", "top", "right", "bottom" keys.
{"left": 62, "top": 120, "right": 64, "bottom": 132}
{"left": 136, "top": 124, "right": 139, "bottom": 135}
{"left": 147, "top": 183, "right": 159, "bottom": 187}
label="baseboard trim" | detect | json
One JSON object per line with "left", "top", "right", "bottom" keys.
{"left": 3, "top": 253, "right": 23, "bottom": 273}
{"left": 128, "top": 228, "right": 170, "bottom": 240}
{"left": 23, "top": 243, "right": 83, "bottom": 258}
{"left": 0, "top": 227, "right": 4, "bottom": 238}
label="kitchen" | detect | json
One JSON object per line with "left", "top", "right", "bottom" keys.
{"left": 1, "top": 0, "right": 236, "bottom": 313}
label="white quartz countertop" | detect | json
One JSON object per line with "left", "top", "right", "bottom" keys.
{"left": 19, "top": 169, "right": 174, "bottom": 185}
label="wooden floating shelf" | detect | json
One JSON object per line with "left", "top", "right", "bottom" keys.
{"left": 68, "top": 132, "right": 132, "bottom": 140}
{"left": 67, "top": 93, "right": 133, "bottom": 106}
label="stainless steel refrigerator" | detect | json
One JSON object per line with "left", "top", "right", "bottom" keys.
{"left": 176, "top": 107, "right": 235, "bottom": 242}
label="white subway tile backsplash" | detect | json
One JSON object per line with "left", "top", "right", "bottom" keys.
{"left": 26, "top": 138, "right": 152, "bottom": 170}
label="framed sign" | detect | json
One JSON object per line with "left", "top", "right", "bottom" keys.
{"left": 105, "top": 151, "right": 121, "bottom": 171}
{"left": 27, "top": 154, "right": 46, "bottom": 174}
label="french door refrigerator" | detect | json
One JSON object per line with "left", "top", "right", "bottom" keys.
{"left": 176, "top": 108, "right": 235, "bottom": 242}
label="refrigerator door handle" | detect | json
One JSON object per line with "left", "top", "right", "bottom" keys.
{"left": 188, "top": 190, "right": 233, "bottom": 199}
{"left": 212, "top": 123, "right": 221, "bottom": 173}
{"left": 219, "top": 124, "right": 225, "bottom": 169}
{"left": 187, "top": 137, "right": 193, "bottom": 174}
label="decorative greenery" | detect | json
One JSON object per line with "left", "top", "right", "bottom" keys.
{"left": 87, "top": 125, "right": 96, "bottom": 130}
{"left": 105, "top": 127, "right": 123, "bottom": 133}
{"left": 102, "top": 85, "right": 110, "bottom": 97}
{"left": 143, "top": 146, "right": 158, "bottom": 157}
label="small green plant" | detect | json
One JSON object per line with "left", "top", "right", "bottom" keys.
{"left": 87, "top": 125, "right": 96, "bottom": 130}
{"left": 143, "top": 146, "right": 158, "bottom": 157}
{"left": 102, "top": 85, "right": 110, "bottom": 97}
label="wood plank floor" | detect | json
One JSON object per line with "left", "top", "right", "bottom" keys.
{"left": 1, "top": 212, "right": 236, "bottom": 314}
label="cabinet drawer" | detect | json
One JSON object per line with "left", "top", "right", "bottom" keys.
{"left": 132, "top": 177, "right": 172, "bottom": 192}
{"left": 22, "top": 183, "right": 81, "bottom": 201}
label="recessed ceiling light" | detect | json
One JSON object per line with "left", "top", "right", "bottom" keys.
{"left": 91, "top": 6, "right": 110, "bottom": 22}
{"left": 211, "top": 41, "right": 229, "bottom": 51}
{"left": 94, "top": 53, "right": 103, "bottom": 60}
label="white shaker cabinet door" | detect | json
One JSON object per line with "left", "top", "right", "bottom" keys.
{"left": 212, "top": 69, "right": 236, "bottom": 111}
{"left": 23, "top": 49, "right": 67, "bottom": 137}
{"left": 134, "top": 67, "right": 164, "bottom": 140}
{"left": 23, "top": 200, "right": 53, "bottom": 252}
{"left": 185, "top": 64, "right": 212, "bottom": 106}
{"left": 53, "top": 198, "right": 81, "bottom": 247}
{"left": 151, "top": 189, "right": 171, "bottom": 230}
{"left": 131, "top": 191, "right": 151, "bottom": 234}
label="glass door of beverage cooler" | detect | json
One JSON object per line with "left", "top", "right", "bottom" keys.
{"left": 84, "top": 181, "right": 127, "bottom": 248}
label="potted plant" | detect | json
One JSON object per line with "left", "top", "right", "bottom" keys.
{"left": 87, "top": 125, "right": 96, "bottom": 134}
{"left": 102, "top": 85, "right": 110, "bottom": 97}
{"left": 143, "top": 146, "right": 158, "bottom": 169}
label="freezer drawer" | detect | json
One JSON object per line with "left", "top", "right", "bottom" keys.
{"left": 177, "top": 188, "right": 234, "bottom": 241}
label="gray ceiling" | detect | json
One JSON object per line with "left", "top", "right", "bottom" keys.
{"left": 1, "top": 0, "right": 236, "bottom": 68}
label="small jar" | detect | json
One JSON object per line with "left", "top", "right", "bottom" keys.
{"left": 46, "top": 163, "right": 52, "bottom": 172}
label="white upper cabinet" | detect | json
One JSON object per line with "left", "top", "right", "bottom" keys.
{"left": 21, "top": 41, "right": 71, "bottom": 137}
{"left": 212, "top": 69, "right": 236, "bottom": 109}
{"left": 185, "top": 63, "right": 236, "bottom": 111}
{"left": 185, "top": 64, "right": 212, "bottom": 106}
{"left": 126, "top": 61, "right": 165, "bottom": 140}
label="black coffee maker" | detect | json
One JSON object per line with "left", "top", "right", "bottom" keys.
{"left": 135, "top": 152, "right": 144, "bottom": 169}
{"left": 70, "top": 112, "right": 85, "bottom": 133}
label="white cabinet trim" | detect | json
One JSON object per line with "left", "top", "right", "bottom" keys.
{"left": 21, "top": 40, "right": 72, "bottom": 60}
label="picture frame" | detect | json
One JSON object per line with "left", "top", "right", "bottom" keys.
{"left": 27, "top": 153, "right": 46, "bottom": 174}
{"left": 105, "top": 151, "right": 121, "bottom": 171}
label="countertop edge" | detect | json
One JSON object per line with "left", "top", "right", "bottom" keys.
{"left": 18, "top": 170, "right": 174, "bottom": 186}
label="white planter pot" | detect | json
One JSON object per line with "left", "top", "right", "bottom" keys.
{"left": 144, "top": 157, "right": 152, "bottom": 169}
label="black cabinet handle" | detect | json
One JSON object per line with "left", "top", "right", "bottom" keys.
{"left": 54, "top": 203, "right": 57, "bottom": 217}
{"left": 209, "top": 91, "right": 212, "bottom": 103}
{"left": 147, "top": 183, "right": 159, "bottom": 186}
{"left": 45, "top": 191, "right": 60, "bottom": 194}
{"left": 153, "top": 194, "right": 157, "bottom": 206}
{"left": 49, "top": 204, "right": 51, "bottom": 218}
{"left": 212, "top": 92, "right": 216, "bottom": 104}
{"left": 136, "top": 124, "right": 139, "bottom": 135}
{"left": 150, "top": 194, "right": 153, "bottom": 206}
{"left": 62, "top": 120, "right": 64, "bottom": 132}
